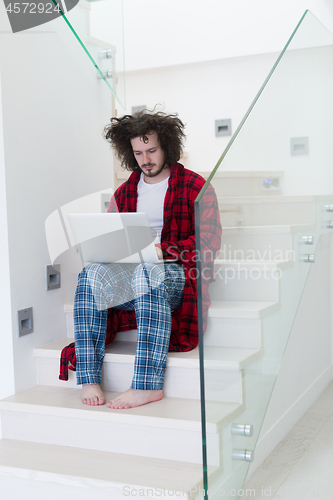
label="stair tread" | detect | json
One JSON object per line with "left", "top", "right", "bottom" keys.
{"left": 0, "top": 438, "right": 209, "bottom": 495}
{"left": 221, "top": 223, "right": 315, "bottom": 234}
{"left": 65, "top": 299, "right": 279, "bottom": 319}
{"left": 34, "top": 337, "right": 264, "bottom": 371}
{"left": 209, "top": 300, "right": 279, "bottom": 318}
{"left": 214, "top": 259, "right": 293, "bottom": 269}
{"left": 0, "top": 385, "right": 243, "bottom": 433}
{"left": 218, "top": 194, "right": 315, "bottom": 203}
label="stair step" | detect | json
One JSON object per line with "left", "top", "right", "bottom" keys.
{"left": 214, "top": 259, "right": 293, "bottom": 270}
{"left": 0, "top": 385, "right": 241, "bottom": 433}
{"left": 218, "top": 195, "right": 315, "bottom": 203}
{"left": 208, "top": 300, "right": 279, "bottom": 318}
{"left": 65, "top": 299, "right": 280, "bottom": 348}
{"left": 0, "top": 386, "right": 243, "bottom": 466}
{"left": 49, "top": 300, "right": 275, "bottom": 403}
{"left": 36, "top": 337, "right": 264, "bottom": 371}
{"left": 207, "top": 300, "right": 279, "bottom": 349}
{"left": 65, "top": 299, "right": 280, "bottom": 318}
{"left": 219, "top": 224, "right": 314, "bottom": 260}
{"left": 112, "top": 300, "right": 279, "bottom": 349}
{"left": 217, "top": 195, "right": 315, "bottom": 227}
{"left": 202, "top": 170, "right": 284, "bottom": 198}
{"left": 209, "top": 260, "right": 291, "bottom": 302}
{"left": 0, "top": 438, "right": 210, "bottom": 500}
{"left": 34, "top": 338, "right": 264, "bottom": 402}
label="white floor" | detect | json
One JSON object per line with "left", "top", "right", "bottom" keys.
{"left": 245, "top": 380, "right": 333, "bottom": 499}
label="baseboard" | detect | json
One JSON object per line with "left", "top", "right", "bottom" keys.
{"left": 247, "top": 364, "right": 333, "bottom": 479}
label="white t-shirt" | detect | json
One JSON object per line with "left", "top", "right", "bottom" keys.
{"left": 137, "top": 173, "right": 169, "bottom": 244}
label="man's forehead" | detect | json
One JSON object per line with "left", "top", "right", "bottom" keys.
{"left": 131, "top": 132, "right": 159, "bottom": 149}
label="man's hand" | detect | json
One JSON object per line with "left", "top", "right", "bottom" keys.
{"left": 155, "top": 246, "right": 163, "bottom": 260}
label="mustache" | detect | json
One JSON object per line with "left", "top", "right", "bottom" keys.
{"left": 142, "top": 163, "right": 156, "bottom": 168}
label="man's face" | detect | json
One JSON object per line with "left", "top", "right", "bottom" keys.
{"left": 130, "top": 131, "right": 166, "bottom": 181}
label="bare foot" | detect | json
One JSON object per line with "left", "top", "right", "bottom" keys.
{"left": 107, "top": 388, "right": 163, "bottom": 409}
{"left": 81, "top": 384, "right": 106, "bottom": 406}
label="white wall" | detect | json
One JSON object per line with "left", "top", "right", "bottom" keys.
{"left": 90, "top": 0, "right": 333, "bottom": 72}
{"left": 0, "top": 70, "right": 15, "bottom": 403}
{"left": 0, "top": 2, "right": 114, "bottom": 393}
{"left": 121, "top": 52, "right": 277, "bottom": 171}
{"left": 330, "top": 234, "right": 333, "bottom": 379}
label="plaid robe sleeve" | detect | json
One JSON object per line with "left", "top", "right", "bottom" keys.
{"left": 59, "top": 342, "right": 76, "bottom": 381}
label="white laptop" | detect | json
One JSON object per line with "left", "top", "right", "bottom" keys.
{"left": 67, "top": 212, "right": 163, "bottom": 264}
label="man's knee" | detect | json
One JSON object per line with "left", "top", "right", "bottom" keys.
{"left": 131, "top": 263, "right": 163, "bottom": 290}
{"left": 83, "top": 263, "right": 109, "bottom": 280}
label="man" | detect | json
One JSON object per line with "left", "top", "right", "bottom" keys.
{"left": 65, "top": 110, "right": 221, "bottom": 409}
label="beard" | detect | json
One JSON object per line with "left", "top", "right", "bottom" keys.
{"left": 141, "top": 162, "right": 166, "bottom": 178}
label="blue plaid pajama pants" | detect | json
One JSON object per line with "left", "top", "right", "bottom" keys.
{"left": 74, "top": 262, "right": 185, "bottom": 390}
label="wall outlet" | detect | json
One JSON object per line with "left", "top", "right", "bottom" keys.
{"left": 18, "top": 307, "right": 33, "bottom": 337}
{"left": 215, "top": 119, "right": 232, "bottom": 137}
{"left": 46, "top": 264, "right": 61, "bottom": 290}
{"left": 132, "top": 105, "right": 146, "bottom": 114}
{"left": 291, "top": 137, "right": 309, "bottom": 156}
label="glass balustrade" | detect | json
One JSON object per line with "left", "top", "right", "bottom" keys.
{"left": 195, "top": 10, "right": 333, "bottom": 499}
{"left": 56, "top": 0, "right": 126, "bottom": 110}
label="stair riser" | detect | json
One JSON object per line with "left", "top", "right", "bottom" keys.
{"left": 0, "top": 472, "right": 192, "bottom": 500}
{"left": 66, "top": 317, "right": 262, "bottom": 349}
{"left": 65, "top": 312, "right": 74, "bottom": 339}
{"left": 213, "top": 177, "right": 280, "bottom": 197}
{"left": 0, "top": 411, "right": 221, "bottom": 466}
{"left": 218, "top": 233, "right": 294, "bottom": 261}
{"left": 219, "top": 202, "right": 314, "bottom": 227}
{"left": 0, "top": 471, "right": 185, "bottom": 500}
{"left": 205, "top": 317, "right": 262, "bottom": 348}
{"left": 208, "top": 268, "right": 280, "bottom": 302}
{"left": 36, "top": 358, "right": 243, "bottom": 403}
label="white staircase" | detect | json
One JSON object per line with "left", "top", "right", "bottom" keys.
{"left": 0, "top": 175, "right": 326, "bottom": 499}
{"left": 0, "top": 266, "right": 281, "bottom": 498}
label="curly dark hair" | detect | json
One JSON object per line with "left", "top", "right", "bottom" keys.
{"left": 103, "top": 110, "right": 186, "bottom": 172}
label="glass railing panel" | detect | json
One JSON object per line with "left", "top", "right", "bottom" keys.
{"left": 57, "top": 0, "right": 126, "bottom": 109}
{"left": 88, "top": 0, "right": 126, "bottom": 110}
{"left": 195, "top": 10, "right": 333, "bottom": 499}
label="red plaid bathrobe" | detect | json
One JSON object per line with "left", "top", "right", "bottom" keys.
{"left": 59, "top": 163, "right": 221, "bottom": 380}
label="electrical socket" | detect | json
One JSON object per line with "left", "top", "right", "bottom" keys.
{"left": 18, "top": 307, "right": 34, "bottom": 337}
